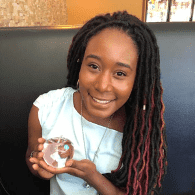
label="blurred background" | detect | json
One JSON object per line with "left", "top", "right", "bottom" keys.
{"left": 0, "top": 0, "right": 194, "bottom": 27}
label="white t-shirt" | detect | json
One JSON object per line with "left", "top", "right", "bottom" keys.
{"left": 33, "top": 87, "right": 123, "bottom": 195}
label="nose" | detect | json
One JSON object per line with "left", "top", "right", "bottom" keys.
{"left": 94, "top": 72, "right": 113, "bottom": 92}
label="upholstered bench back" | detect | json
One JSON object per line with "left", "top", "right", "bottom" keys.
{"left": 0, "top": 23, "right": 195, "bottom": 194}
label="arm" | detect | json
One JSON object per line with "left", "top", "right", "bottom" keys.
{"left": 25, "top": 105, "right": 54, "bottom": 180}
{"left": 89, "top": 171, "right": 125, "bottom": 195}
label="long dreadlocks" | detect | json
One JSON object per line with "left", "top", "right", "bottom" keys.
{"left": 66, "top": 11, "right": 168, "bottom": 195}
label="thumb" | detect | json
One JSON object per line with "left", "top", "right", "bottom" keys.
{"left": 65, "top": 159, "right": 73, "bottom": 167}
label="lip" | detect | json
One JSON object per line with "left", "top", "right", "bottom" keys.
{"left": 89, "top": 94, "right": 114, "bottom": 104}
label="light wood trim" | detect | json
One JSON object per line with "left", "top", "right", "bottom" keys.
{"left": 142, "top": 0, "right": 148, "bottom": 22}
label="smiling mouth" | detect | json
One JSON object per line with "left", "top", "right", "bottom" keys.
{"left": 92, "top": 97, "right": 112, "bottom": 104}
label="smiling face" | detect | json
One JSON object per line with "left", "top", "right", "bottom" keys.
{"left": 78, "top": 28, "right": 138, "bottom": 120}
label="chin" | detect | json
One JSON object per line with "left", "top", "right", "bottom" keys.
{"left": 87, "top": 107, "right": 115, "bottom": 120}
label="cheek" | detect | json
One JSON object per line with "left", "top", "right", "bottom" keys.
{"left": 79, "top": 68, "right": 96, "bottom": 86}
{"left": 114, "top": 81, "right": 134, "bottom": 104}
{"left": 116, "top": 80, "right": 134, "bottom": 94}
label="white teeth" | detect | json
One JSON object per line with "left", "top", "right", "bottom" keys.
{"left": 93, "top": 97, "right": 111, "bottom": 104}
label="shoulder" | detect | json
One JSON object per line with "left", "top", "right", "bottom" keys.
{"left": 33, "top": 87, "right": 76, "bottom": 108}
{"left": 42, "top": 87, "right": 75, "bottom": 100}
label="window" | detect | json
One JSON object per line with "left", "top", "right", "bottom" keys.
{"left": 146, "top": 0, "right": 195, "bottom": 22}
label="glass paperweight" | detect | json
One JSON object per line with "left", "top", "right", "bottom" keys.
{"left": 42, "top": 137, "right": 74, "bottom": 168}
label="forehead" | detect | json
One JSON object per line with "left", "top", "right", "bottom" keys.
{"left": 84, "top": 28, "right": 138, "bottom": 62}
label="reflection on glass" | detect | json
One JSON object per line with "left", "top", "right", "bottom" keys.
{"left": 170, "top": 0, "right": 192, "bottom": 21}
{"left": 42, "top": 137, "right": 74, "bottom": 168}
{"left": 147, "top": 0, "right": 169, "bottom": 22}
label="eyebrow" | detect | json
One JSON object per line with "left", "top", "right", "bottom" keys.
{"left": 85, "top": 54, "right": 133, "bottom": 71}
{"left": 116, "top": 62, "right": 133, "bottom": 71}
{"left": 85, "top": 54, "right": 101, "bottom": 61}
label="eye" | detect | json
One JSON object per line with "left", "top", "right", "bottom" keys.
{"left": 116, "top": 71, "right": 126, "bottom": 77}
{"left": 89, "top": 64, "right": 99, "bottom": 70}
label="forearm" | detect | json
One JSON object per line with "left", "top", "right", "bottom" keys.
{"left": 89, "top": 171, "right": 125, "bottom": 195}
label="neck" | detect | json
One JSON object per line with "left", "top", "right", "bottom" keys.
{"left": 81, "top": 95, "right": 114, "bottom": 128}
{"left": 73, "top": 90, "right": 125, "bottom": 132}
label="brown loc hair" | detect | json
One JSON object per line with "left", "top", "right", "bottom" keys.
{"left": 66, "top": 11, "right": 168, "bottom": 195}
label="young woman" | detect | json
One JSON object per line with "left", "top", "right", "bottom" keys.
{"left": 26, "top": 11, "right": 168, "bottom": 195}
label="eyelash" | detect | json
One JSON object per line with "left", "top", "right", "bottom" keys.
{"left": 116, "top": 71, "right": 126, "bottom": 77}
{"left": 89, "top": 64, "right": 99, "bottom": 70}
{"left": 88, "top": 64, "right": 127, "bottom": 77}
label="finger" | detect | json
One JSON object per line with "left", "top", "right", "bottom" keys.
{"left": 30, "top": 157, "right": 50, "bottom": 173}
{"left": 31, "top": 160, "right": 55, "bottom": 179}
{"left": 39, "top": 160, "right": 62, "bottom": 173}
{"left": 38, "top": 137, "right": 46, "bottom": 144}
{"left": 39, "top": 159, "right": 85, "bottom": 178}
{"left": 38, "top": 144, "right": 44, "bottom": 151}
{"left": 37, "top": 152, "right": 44, "bottom": 158}
{"left": 66, "top": 159, "right": 90, "bottom": 170}
{"left": 60, "top": 161, "right": 86, "bottom": 178}
{"left": 39, "top": 160, "right": 74, "bottom": 174}
{"left": 63, "top": 167, "right": 84, "bottom": 178}
{"left": 65, "top": 159, "right": 74, "bottom": 167}
{"left": 65, "top": 159, "right": 82, "bottom": 168}
{"left": 29, "top": 157, "right": 39, "bottom": 164}
{"left": 32, "top": 163, "right": 40, "bottom": 171}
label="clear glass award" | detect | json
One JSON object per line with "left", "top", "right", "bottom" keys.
{"left": 42, "top": 137, "right": 74, "bottom": 168}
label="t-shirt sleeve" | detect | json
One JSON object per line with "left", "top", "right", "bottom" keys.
{"left": 33, "top": 92, "right": 49, "bottom": 127}
{"left": 33, "top": 88, "right": 69, "bottom": 127}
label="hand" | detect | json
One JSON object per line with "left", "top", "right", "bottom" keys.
{"left": 39, "top": 158, "right": 98, "bottom": 185}
{"left": 29, "top": 138, "right": 55, "bottom": 180}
